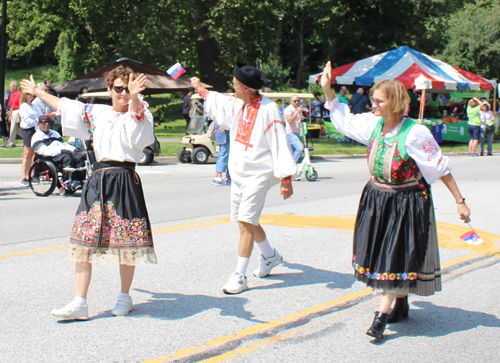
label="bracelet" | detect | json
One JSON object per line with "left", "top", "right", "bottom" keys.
{"left": 281, "top": 176, "right": 292, "bottom": 185}
{"left": 456, "top": 198, "right": 465, "bottom": 204}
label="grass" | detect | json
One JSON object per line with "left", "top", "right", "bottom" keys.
{"left": 5, "top": 65, "right": 60, "bottom": 88}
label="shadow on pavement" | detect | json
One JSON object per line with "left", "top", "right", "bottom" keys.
{"left": 371, "top": 300, "right": 500, "bottom": 343}
{"left": 249, "top": 262, "right": 356, "bottom": 291}
{"left": 100, "top": 289, "right": 261, "bottom": 322}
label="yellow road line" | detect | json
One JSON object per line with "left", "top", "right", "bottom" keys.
{"left": 0, "top": 219, "right": 231, "bottom": 260}
{"left": 0, "top": 246, "right": 67, "bottom": 259}
{"left": 144, "top": 250, "right": 494, "bottom": 363}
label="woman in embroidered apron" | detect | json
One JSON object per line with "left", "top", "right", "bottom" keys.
{"left": 21, "top": 66, "right": 157, "bottom": 321}
{"left": 320, "top": 62, "right": 471, "bottom": 339}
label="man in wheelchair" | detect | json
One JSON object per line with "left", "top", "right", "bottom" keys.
{"left": 31, "top": 115, "right": 87, "bottom": 190}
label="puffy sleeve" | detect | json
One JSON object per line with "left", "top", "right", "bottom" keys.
{"left": 406, "top": 124, "right": 451, "bottom": 184}
{"left": 60, "top": 98, "right": 93, "bottom": 140}
{"left": 123, "top": 96, "right": 155, "bottom": 149}
{"left": 202, "top": 89, "right": 241, "bottom": 130}
{"left": 264, "top": 104, "right": 297, "bottom": 179}
{"left": 324, "top": 96, "right": 378, "bottom": 145}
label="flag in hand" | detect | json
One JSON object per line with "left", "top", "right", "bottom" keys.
{"left": 460, "top": 230, "right": 484, "bottom": 245}
{"left": 167, "top": 63, "right": 186, "bottom": 80}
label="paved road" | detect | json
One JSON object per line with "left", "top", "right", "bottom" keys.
{"left": 0, "top": 154, "right": 499, "bottom": 362}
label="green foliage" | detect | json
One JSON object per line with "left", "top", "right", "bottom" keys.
{"left": 440, "top": 0, "right": 500, "bottom": 78}
{"left": 3, "top": 0, "right": 498, "bottom": 90}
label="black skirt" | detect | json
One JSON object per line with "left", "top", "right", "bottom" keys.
{"left": 353, "top": 178, "right": 441, "bottom": 295}
{"left": 67, "top": 161, "right": 157, "bottom": 265}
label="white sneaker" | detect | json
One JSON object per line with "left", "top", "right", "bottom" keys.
{"left": 51, "top": 300, "right": 89, "bottom": 320}
{"left": 253, "top": 250, "right": 283, "bottom": 278}
{"left": 111, "top": 295, "right": 134, "bottom": 316}
{"left": 222, "top": 272, "right": 248, "bottom": 294}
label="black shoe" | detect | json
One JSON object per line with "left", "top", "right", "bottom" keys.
{"left": 387, "top": 296, "right": 409, "bottom": 323}
{"left": 366, "top": 312, "right": 388, "bottom": 339}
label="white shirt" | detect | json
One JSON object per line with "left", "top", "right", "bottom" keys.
{"left": 284, "top": 104, "right": 301, "bottom": 134}
{"left": 19, "top": 103, "right": 42, "bottom": 130}
{"left": 203, "top": 92, "right": 296, "bottom": 185}
{"left": 31, "top": 129, "right": 75, "bottom": 157}
{"left": 325, "top": 96, "right": 450, "bottom": 184}
{"left": 59, "top": 98, "right": 155, "bottom": 163}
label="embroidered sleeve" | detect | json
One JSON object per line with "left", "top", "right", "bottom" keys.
{"left": 56, "top": 98, "right": 65, "bottom": 116}
{"left": 128, "top": 96, "right": 149, "bottom": 121}
{"left": 406, "top": 125, "right": 450, "bottom": 184}
{"left": 198, "top": 87, "right": 210, "bottom": 100}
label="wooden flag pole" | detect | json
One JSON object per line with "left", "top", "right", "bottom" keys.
{"left": 418, "top": 89, "right": 426, "bottom": 123}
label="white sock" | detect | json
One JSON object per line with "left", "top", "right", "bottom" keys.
{"left": 74, "top": 296, "right": 87, "bottom": 306}
{"left": 214, "top": 177, "right": 222, "bottom": 181}
{"left": 256, "top": 238, "right": 275, "bottom": 258}
{"left": 235, "top": 256, "right": 250, "bottom": 277}
{"left": 119, "top": 292, "right": 130, "bottom": 299}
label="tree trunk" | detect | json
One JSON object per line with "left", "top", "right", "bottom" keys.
{"left": 295, "top": 10, "right": 305, "bottom": 89}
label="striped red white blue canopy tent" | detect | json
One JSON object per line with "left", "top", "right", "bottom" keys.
{"left": 309, "top": 46, "right": 496, "bottom": 91}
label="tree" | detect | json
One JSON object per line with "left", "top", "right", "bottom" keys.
{"left": 440, "top": 0, "right": 500, "bottom": 79}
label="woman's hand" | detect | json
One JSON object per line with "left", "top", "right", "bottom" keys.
{"left": 128, "top": 73, "right": 147, "bottom": 97}
{"left": 190, "top": 77, "right": 202, "bottom": 92}
{"left": 457, "top": 203, "right": 471, "bottom": 223}
{"left": 320, "top": 61, "right": 335, "bottom": 103}
{"left": 20, "top": 75, "right": 36, "bottom": 94}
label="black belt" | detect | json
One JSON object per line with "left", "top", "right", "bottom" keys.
{"left": 94, "top": 161, "right": 135, "bottom": 172}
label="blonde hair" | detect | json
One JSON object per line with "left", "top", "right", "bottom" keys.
{"left": 20, "top": 92, "right": 33, "bottom": 105}
{"left": 370, "top": 80, "right": 410, "bottom": 119}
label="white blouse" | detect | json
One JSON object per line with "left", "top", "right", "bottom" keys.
{"left": 325, "top": 96, "right": 451, "bottom": 184}
{"left": 20, "top": 103, "right": 42, "bottom": 130}
{"left": 59, "top": 98, "right": 155, "bottom": 163}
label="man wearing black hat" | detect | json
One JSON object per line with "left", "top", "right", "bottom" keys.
{"left": 191, "top": 63, "right": 296, "bottom": 294}
{"left": 31, "top": 115, "right": 87, "bottom": 188}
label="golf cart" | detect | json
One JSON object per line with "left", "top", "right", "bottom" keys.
{"left": 178, "top": 115, "right": 217, "bottom": 164}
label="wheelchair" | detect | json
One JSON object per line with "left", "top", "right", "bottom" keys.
{"left": 28, "top": 139, "right": 94, "bottom": 197}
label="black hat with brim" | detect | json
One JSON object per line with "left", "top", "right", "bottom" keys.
{"left": 38, "top": 115, "right": 52, "bottom": 123}
{"left": 233, "top": 63, "right": 269, "bottom": 89}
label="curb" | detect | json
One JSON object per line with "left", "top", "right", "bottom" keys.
{"left": 0, "top": 152, "right": 476, "bottom": 165}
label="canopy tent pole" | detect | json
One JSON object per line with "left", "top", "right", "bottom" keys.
{"left": 494, "top": 86, "right": 497, "bottom": 114}
{"left": 418, "top": 90, "right": 426, "bottom": 123}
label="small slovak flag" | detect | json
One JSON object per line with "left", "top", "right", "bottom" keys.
{"left": 167, "top": 62, "right": 186, "bottom": 80}
{"left": 460, "top": 230, "right": 484, "bottom": 245}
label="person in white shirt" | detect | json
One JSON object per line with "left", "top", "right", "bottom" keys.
{"left": 190, "top": 63, "right": 296, "bottom": 294}
{"left": 21, "top": 65, "right": 156, "bottom": 321}
{"left": 284, "top": 95, "right": 305, "bottom": 162}
{"left": 320, "top": 61, "right": 471, "bottom": 339}
{"left": 31, "top": 115, "right": 86, "bottom": 186}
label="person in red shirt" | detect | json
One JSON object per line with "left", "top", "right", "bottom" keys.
{"left": 7, "top": 81, "right": 22, "bottom": 147}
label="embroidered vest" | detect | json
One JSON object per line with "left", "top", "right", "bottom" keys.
{"left": 367, "top": 118, "right": 421, "bottom": 184}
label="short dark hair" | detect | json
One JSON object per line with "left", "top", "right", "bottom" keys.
{"left": 314, "top": 92, "right": 321, "bottom": 97}
{"left": 80, "top": 86, "right": 88, "bottom": 93}
{"left": 188, "top": 87, "right": 195, "bottom": 93}
{"left": 105, "top": 65, "right": 134, "bottom": 89}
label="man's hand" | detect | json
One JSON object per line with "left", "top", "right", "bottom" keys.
{"left": 128, "top": 73, "right": 147, "bottom": 97}
{"left": 280, "top": 183, "right": 293, "bottom": 200}
{"left": 190, "top": 77, "right": 202, "bottom": 92}
{"left": 297, "top": 105, "right": 304, "bottom": 113}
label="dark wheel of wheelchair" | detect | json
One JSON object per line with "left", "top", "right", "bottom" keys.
{"left": 305, "top": 168, "right": 319, "bottom": 182}
{"left": 29, "top": 159, "right": 58, "bottom": 196}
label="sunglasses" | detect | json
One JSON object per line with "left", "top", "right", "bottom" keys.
{"left": 292, "top": 100, "right": 300, "bottom": 103}
{"left": 39, "top": 120, "right": 54, "bottom": 125}
{"left": 113, "top": 86, "right": 130, "bottom": 94}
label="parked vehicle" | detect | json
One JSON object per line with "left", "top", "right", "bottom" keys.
{"left": 178, "top": 116, "right": 218, "bottom": 164}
